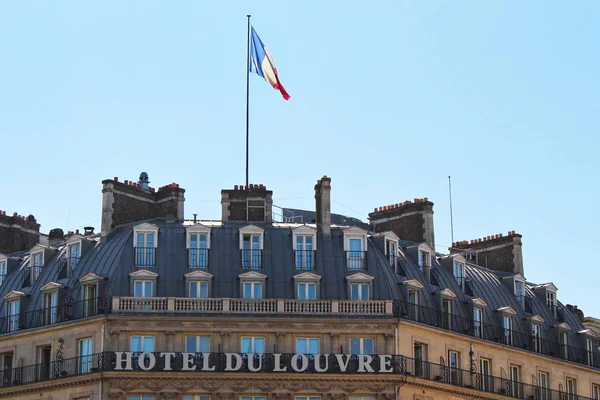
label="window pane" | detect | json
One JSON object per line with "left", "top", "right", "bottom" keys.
{"left": 363, "top": 338, "right": 374, "bottom": 354}
{"left": 361, "top": 284, "right": 369, "bottom": 300}
{"left": 296, "top": 339, "right": 307, "bottom": 354}
{"left": 186, "top": 336, "right": 197, "bottom": 352}
{"left": 254, "top": 338, "right": 264, "bottom": 353}
{"left": 349, "top": 238, "right": 361, "bottom": 251}
{"left": 131, "top": 337, "right": 141, "bottom": 352}
{"left": 241, "top": 338, "right": 252, "bottom": 353}
{"left": 307, "top": 283, "right": 316, "bottom": 300}
{"left": 243, "top": 282, "right": 251, "bottom": 298}
{"left": 350, "top": 339, "right": 360, "bottom": 354}
{"left": 200, "top": 336, "right": 210, "bottom": 352}
{"left": 144, "top": 281, "right": 152, "bottom": 297}
{"left": 308, "top": 338, "right": 319, "bottom": 354}
{"left": 351, "top": 284, "right": 359, "bottom": 300}
{"left": 190, "top": 282, "right": 197, "bottom": 297}
{"left": 298, "top": 283, "right": 306, "bottom": 300}
{"left": 143, "top": 337, "right": 154, "bottom": 352}
{"left": 200, "top": 282, "right": 208, "bottom": 298}
{"left": 253, "top": 283, "right": 261, "bottom": 299}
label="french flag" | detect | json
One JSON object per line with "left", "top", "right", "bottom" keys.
{"left": 249, "top": 27, "right": 290, "bottom": 100}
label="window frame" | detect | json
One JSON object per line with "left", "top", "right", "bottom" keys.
{"left": 349, "top": 338, "right": 374, "bottom": 355}
{"left": 0, "top": 259, "right": 6, "bottom": 286}
{"left": 295, "top": 337, "right": 320, "bottom": 355}
{"left": 592, "top": 383, "right": 599, "bottom": 400}
{"left": 293, "top": 272, "right": 322, "bottom": 300}
{"left": 565, "top": 377, "right": 577, "bottom": 399}
{"left": 185, "top": 335, "right": 210, "bottom": 353}
{"left": 473, "top": 307, "right": 483, "bottom": 338}
{"left": 503, "top": 315, "right": 513, "bottom": 346}
{"left": 7, "top": 299, "right": 20, "bottom": 332}
{"left": 509, "top": 364, "right": 521, "bottom": 398}
{"left": 189, "top": 280, "right": 209, "bottom": 299}
{"left": 514, "top": 280, "right": 524, "bottom": 306}
{"left": 78, "top": 337, "right": 94, "bottom": 373}
{"left": 44, "top": 290, "right": 58, "bottom": 324}
{"left": 447, "top": 350, "right": 461, "bottom": 385}
{"left": 346, "top": 272, "right": 374, "bottom": 301}
{"left": 241, "top": 337, "right": 265, "bottom": 354}
{"left": 129, "top": 335, "right": 155, "bottom": 353}
{"left": 538, "top": 371, "right": 549, "bottom": 400}
{"left": 133, "top": 279, "right": 154, "bottom": 297}
{"left": 453, "top": 260, "right": 464, "bottom": 286}
{"left": 479, "top": 358, "right": 492, "bottom": 392}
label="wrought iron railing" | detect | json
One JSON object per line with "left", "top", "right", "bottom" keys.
{"left": 58, "top": 257, "right": 80, "bottom": 279}
{"left": 0, "top": 297, "right": 111, "bottom": 335}
{"left": 135, "top": 247, "right": 156, "bottom": 268}
{"left": 21, "top": 265, "right": 43, "bottom": 287}
{"left": 241, "top": 249, "right": 262, "bottom": 269}
{"left": 188, "top": 248, "right": 209, "bottom": 269}
{"left": 294, "top": 250, "right": 315, "bottom": 270}
{"left": 395, "top": 300, "right": 600, "bottom": 369}
{"left": 345, "top": 251, "right": 367, "bottom": 270}
{"left": 0, "top": 351, "right": 596, "bottom": 399}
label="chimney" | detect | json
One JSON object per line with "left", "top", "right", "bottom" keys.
{"left": 369, "top": 199, "right": 435, "bottom": 249}
{"left": 221, "top": 185, "right": 273, "bottom": 222}
{"left": 0, "top": 211, "right": 41, "bottom": 254}
{"left": 48, "top": 228, "right": 64, "bottom": 246}
{"left": 84, "top": 226, "right": 95, "bottom": 236}
{"left": 101, "top": 174, "right": 185, "bottom": 237}
{"left": 314, "top": 176, "right": 331, "bottom": 236}
{"left": 451, "top": 231, "right": 523, "bottom": 275}
{"left": 138, "top": 172, "right": 150, "bottom": 191}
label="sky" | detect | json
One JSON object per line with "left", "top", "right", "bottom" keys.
{"left": 1, "top": 2, "right": 599, "bottom": 314}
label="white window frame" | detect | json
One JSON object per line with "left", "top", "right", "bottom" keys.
{"left": 44, "top": 290, "right": 58, "bottom": 324}
{"left": 480, "top": 358, "right": 492, "bottom": 392}
{"left": 592, "top": 383, "right": 599, "bottom": 400}
{"left": 239, "top": 271, "right": 267, "bottom": 299}
{"left": 442, "top": 298, "right": 453, "bottom": 330}
{"left": 349, "top": 338, "right": 374, "bottom": 355}
{"left": 504, "top": 315, "right": 513, "bottom": 346}
{"left": 560, "top": 330, "right": 569, "bottom": 359}
{"left": 128, "top": 396, "right": 155, "bottom": 400}
{"left": 346, "top": 272, "right": 374, "bottom": 301}
{"left": 293, "top": 272, "right": 321, "bottom": 300}
{"left": 185, "top": 335, "right": 210, "bottom": 353}
{"left": 418, "top": 249, "right": 430, "bottom": 269}
{"left": 473, "top": 307, "right": 483, "bottom": 338}
{"left": 0, "top": 257, "right": 6, "bottom": 286}
{"left": 189, "top": 280, "right": 209, "bottom": 298}
{"left": 510, "top": 364, "right": 521, "bottom": 397}
{"left": 414, "top": 342, "right": 427, "bottom": 378}
{"left": 292, "top": 226, "right": 317, "bottom": 270}
{"left": 343, "top": 227, "right": 368, "bottom": 270}
{"left": 349, "top": 397, "right": 375, "bottom": 400}
{"left": 296, "top": 397, "right": 320, "bottom": 400}
{"left": 184, "top": 270, "right": 213, "bottom": 298}
{"left": 130, "top": 335, "right": 155, "bottom": 352}
{"left": 129, "top": 269, "right": 158, "bottom": 298}
{"left": 241, "top": 336, "right": 265, "bottom": 354}
{"left": 186, "top": 224, "right": 211, "bottom": 269}
{"left": 515, "top": 280, "right": 524, "bottom": 306}
{"left": 298, "top": 282, "right": 316, "bottom": 300}
{"left": 66, "top": 236, "right": 83, "bottom": 272}
{"left": 566, "top": 377, "right": 576, "bottom": 399}
{"left": 243, "top": 281, "right": 262, "bottom": 299}
{"left": 78, "top": 337, "right": 93, "bottom": 373}
{"left": 453, "top": 261, "right": 464, "bottom": 286}
{"left": 133, "top": 280, "right": 153, "bottom": 297}
{"left": 448, "top": 350, "right": 460, "bottom": 385}
{"left": 7, "top": 299, "right": 19, "bottom": 332}
{"left": 586, "top": 338, "right": 594, "bottom": 366}
{"left": 532, "top": 323, "right": 542, "bottom": 352}
{"left": 386, "top": 239, "right": 398, "bottom": 267}
{"left": 296, "top": 337, "right": 320, "bottom": 355}
{"left": 538, "top": 371, "right": 549, "bottom": 399}
{"left": 546, "top": 290, "right": 557, "bottom": 311}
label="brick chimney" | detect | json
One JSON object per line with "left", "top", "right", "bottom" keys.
{"left": 221, "top": 184, "right": 273, "bottom": 222}
{"left": 314, "top": 176, "right": 331, "bottom": 236}
{"left": 451, "top": 231, "right": 523, "bottom": 275}
{"left": 0, "top": 211, "right": 41, "bottom": 254}
{"left": 369, "top": 199, "right": 435, "bottom": 249}
{"left": 101, "top": 174, "right": 185, "bottom": 237}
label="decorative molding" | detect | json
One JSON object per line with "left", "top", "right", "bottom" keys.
{"left": 110, "top": 330, "right": 121, "bottom": 336}
{"left": 164, "top": 331, "right": 175, "bottom": 336}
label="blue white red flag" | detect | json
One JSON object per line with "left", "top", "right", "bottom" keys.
{"left": 249, "top": 27, "right": 290, "bottom": 100}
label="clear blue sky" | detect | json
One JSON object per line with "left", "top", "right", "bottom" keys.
{"left": 1, "top": 2, "right": 598, "bottom": 314}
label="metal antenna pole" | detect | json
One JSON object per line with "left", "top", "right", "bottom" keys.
{"left": 245, "top": 14, "right": 251, "bottom": 221}
{"left": 449, "top": 176, "right": 454, "bottom": 244}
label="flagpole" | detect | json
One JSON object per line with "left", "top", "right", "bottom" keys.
{"left": 245, "top": 14, "right": 251, "bottom": 221}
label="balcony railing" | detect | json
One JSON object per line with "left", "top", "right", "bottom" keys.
{"left": 188, "top": 248, "right": 209, "bottom": 269}
{"left": 241, "top": 249, "right": 262, "bottom": 269}
{"left": 113, "top": 297, "right": 393, "bottom": 316}
{"left": 0, "top": 351, "right": 597, "bottom": 399}
{"left": 58, "top": 257, "right": 80, "bottom": 279}
{"left": 345, "top": 251, "right": 367, "bottom": 270}
{"left": 0, "top": 297, "right": 111, "bottom": 335}
{"left": 395, "top": 300, "right": 600, "bottom": 369}
{"left": 135, "top": 247, "right": 156, "bottom": 268}
{"left": 295, "top": 250, "right": 315, "bottom": 270}
{"left": 21, "top": 265, "right": 43, "bottom": 287}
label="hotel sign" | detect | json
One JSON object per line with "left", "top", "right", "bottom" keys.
{"left": 113, "top": 352, "right": 407, "bottom": 374}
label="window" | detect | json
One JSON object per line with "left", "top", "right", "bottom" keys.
{"left": 347, "top": 237, "right": 365, "bottom": 269}
{"left": 7, "top": 300, "right": 19, "bottom": 332}
{"left": 296, "top": 397, "right": 320, "bottom": 400}
{"left": 442, "top": 299, "right": 452, "bottom": 330}
{"left": 532, "top": 323, "right": 541, "bottom": 353}
{"left": 592, "top": 384, "right": 599, "bottom": 400}
{"left": 515, "top": 281, "right": 524, "bottom": 306}
{"left": 78, "top": 337, "right": 93, "bottom": 373}
{"left": 186, "top": 336, "right": 210, "bottom": 353}
{"left": 503, "top": 315, "right": 513, "bottom": 346}
{"left": 414, "top": 342, "right": 428, "bottom": 378}
{"left": 84, "top": 284, "right": 97, "bottom": 317}
{"left": 448, "top": 350, "right": 460, "bottom": 385}
{"left": 68, "top": 242, "right": 81, "bottom": 271}
{"left": 547, "top": 291, "right": 556, "bottom": 313}
{"left": 473, "top": 307, "right": 483, "bottom": 338}
{"left": 538, "top": 371, "right": 549, "bottom": 400}
{"left": 295, "top": 235, "right": 314, "bottom": 270}
{"left": 408, "top": 290, "right": 419, "bottom": 321}
{"left": 566, "top": 378, "right": 577, "bottom": 400}
{"left": 453, "top": 261, "right": 464, "bottom": 286}
{"left": 189, "top": 233, "right": 209, "bottom": 268}
{"left": 135, "top": 232, "right": 155, "bottom": 267}
{"left": 130, "top": 336, "right": 155, "bottom": 352}
{"left": 241, "top": 397, "right": 265, "bottom": 400}
{"left": 129, "top": 396, "right": 154, "bottom": 400}
{"left": 44, "top": 291, "right": 58, "bottom": 324}
{"left": 418, "top": 250, "right": 430, "bottom": 269}
{"left": 386, "top": 240, "right": 397, "bottom": 267}
{"left": 586, "top": 338, "right": 594, "bottom": 366}
{"left": 242, "top": 234, "right": 261, "bottom": 269}
{"left": 479, "top": 358, "right": 492, "bottom": 392}
{"left": 189, "top": 281, "right": 209, "bottom": 298}
{"left": 0, "top": 260, "right": 6, "bottom": 286}
{"left": 350, "top": 338, "right": 373, "bottom": 354}
{"left": 350, "top": 283, "right": 369, "bottom": 300}
{"left": 509, "top": 365, "right": 521, "bottom": 398}
{"left": 298, "top": 282, "right": 316, "bottom": 300}
{"left": 0, "top": 352, "right": 13, "bottom": 387}
{"left": 560, "top": 331, "right": 568, "bottom": 359}
{"left": 349, "top": 397, "right": 375, "bottom": 400}
{"left": 243, "top": 281, "right": 262, "bottom": 299}
{"left": 184, "top": 396, "right": 210, "bottom": 400}
{"left": 241, "top": 337, "right": 264, "bottom": 354}
{"left": 31, "top": 252, "right": 43, "bottom": 284}
{"left": 134, "top": 280, "right": 153, "bottom": 297}
{"left": 296, "top": 338, "right": 320, "bottom": 354}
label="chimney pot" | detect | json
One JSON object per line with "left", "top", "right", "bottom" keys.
{"left": 114, "top": 177, "right": 118, "bottom": 181}
{"left": 84, "top": 226, "right": 94, "bottom": 236}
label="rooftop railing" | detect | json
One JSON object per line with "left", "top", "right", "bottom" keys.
{"left": 0, "top": 351, "right": 596, "bottom": 399}
{"left": 394, "top": 300, "right": 600, "bottom": 369}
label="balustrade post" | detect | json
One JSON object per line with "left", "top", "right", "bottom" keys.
{"left": 277, "top": 299, "right": 285, "bottom": 313}
{"left": 332, "top": 300, "right": 339, "bottom": 314}
{"left": 223, "top": 298, "right": 230, "bottom": 312}
{"left": 385, "top": 300, "right": 393, "bottom": 315}
{"left": 167, "top": 297, "right": 175, "bottom": 311}
{"left": 112, "top": 297, "right": 120, "bottom": 311}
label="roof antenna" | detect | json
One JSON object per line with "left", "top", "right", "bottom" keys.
{"left": 448, "top": 176, "right": 454, "bottom": 245}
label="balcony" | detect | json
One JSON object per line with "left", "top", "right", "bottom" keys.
{"left": 295, "top": 250, "right": 315, "bottom": 270}
{"left": 241, "top": 249, "right": 262, "bottom": 269}
{"left": 134, "top": 247, "right": 156, "bottom": 268}
{"left": 188, "top": 248, "right": 209, "bottom": 269}
{"left": 345, "top": 251, "right": 367, "bottom": 270}
{"left": 395, "top": 300, "right": 600, "bottom": 369}
{"left": 113, "top": 297, "right": 393, "bottom": 316}
{"left": 0, "top": 297, "right": 111, "bottom": 335}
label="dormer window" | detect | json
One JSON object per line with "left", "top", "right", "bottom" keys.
{"left": 529, "top": 316, "right": 544, "bottom": 353}
{"left": 346, "top": 272, "right": 373, "bottom": 301}
{"left": 133, "top": 223, "right": 159, "bottom": 269}
{"left": 343, "top": 227, "right": 368, "bottom": 270}
{"left": 30, "top": 251, "right": 44, "bottom": 284}
{"left": 560, "top": 330, "right": 569, "bottom": 359}
{"left": 470, "top": 298, "right": 488, "bottom": 338}
{"left": 497, "top": 306, "right": 517, "bottom": 346}
{"left": 402, "top": 279, "right": 424, "bottom": 322}
{"left": 239, "top": 271, "right": 267, "bottom": 299}
{"left": 0, "top": 258, "right": 6, "bottom": 286}
{"left": 129, "top": 269, "right": 158, "bottom": 299}
{"left": 4, "top": 291, "right": 25, "bottom": 333}
{"left": 386, "top": 240, "right": 397, "bottom": 267}
{"left": 453, "top": 261, "right": 464, "bottom": 286}
{"left": 418, "top": 250, "right": 430, "bottom": 270}
{"left": 239, "top": 226, "right": 264, "bottom": 270}
{"left": 515, "top": 281, "right": 524, "bottom": 307}
{"left": 293, "top": 272, "right": 321, "bottom": 300}
{"left": 292, "top": 226, "right": 317, "bottom": 271}
{"left": 186, "top": 224, "right": 212, "bottom": 269}
{"left": 68, "top": 242, "right": 81, "bottom": 269}
{"left": 547, "top": 291, "right": 556, "bottom": 314}
{"left": 184, "top": 270, "right": 213, "bottom": 299}
{"left": 43, "top": 290, "right": 58, "bottom": 325}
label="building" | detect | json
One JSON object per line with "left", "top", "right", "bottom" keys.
{"left": 0, "top": 173, "right": 598, "bottom": 400}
